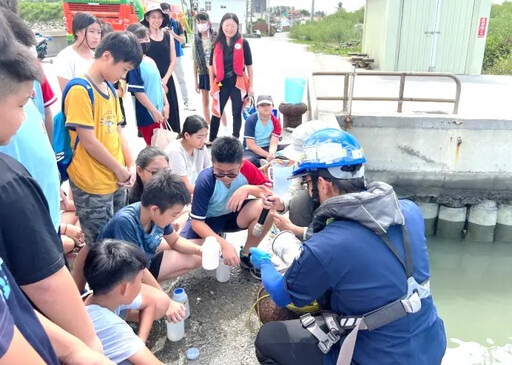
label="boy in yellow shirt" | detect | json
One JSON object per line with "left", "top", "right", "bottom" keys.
{"left": 64, "top": 31, "right": 143, "bottom": 290}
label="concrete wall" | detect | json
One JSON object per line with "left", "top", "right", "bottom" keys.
{"left": 337, "top": 114, "right": 512, "bottom": 195}
{"left": 362, "top": 0, "right": 390, "bottom": 70}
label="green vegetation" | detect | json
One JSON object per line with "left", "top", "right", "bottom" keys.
{"left": 19, "top": 0, "right": 63, "bottom": 22}
{"left": 288, "top": 8, "right": 364, "bottom": 56}
{"left": 483, "top": 2, "right": 512, "bottom": 75}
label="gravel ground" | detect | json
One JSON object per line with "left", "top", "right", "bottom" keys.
{"left": 145, "top": 230, "right": 276, "bottom": 365}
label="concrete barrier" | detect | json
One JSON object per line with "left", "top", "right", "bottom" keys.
{"left": 44, "top": 30, "right": 68, "bottom": 58}
{"left": 466, "top": 200, "right": 497, "bottom": 242}
{"left": 339, "top": 114, "right": 512, "bottom": 197}
{"left": 495, "top": 203, "right": 512, "bottom": 243}
{"left": 437, "top": 206, "right": 467, "bottom": 239}
{"left": 417, "top": 202, "right": 439, "bottom": 236}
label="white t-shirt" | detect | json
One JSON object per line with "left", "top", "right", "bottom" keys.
{"left": 166, "top": 140, "right": 211, "bottom": 185}
{"left": 54, "top": 45, "right": 94, "bottom": 81}
{"left": 86, "top": 294, "right": 144, "bottom": 364}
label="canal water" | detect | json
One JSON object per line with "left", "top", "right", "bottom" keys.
{"left": 428, "top": 237, "right": 512, "bottom": 364}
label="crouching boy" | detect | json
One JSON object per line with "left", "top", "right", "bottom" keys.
{"left": 180, "top": 136, "right": 273, "bottom": 279}
{"left": 84, "top": 239, "right": 165, "bottom": 364}
{"left": 98, "top": 169, "right": 202, "bottom": 287}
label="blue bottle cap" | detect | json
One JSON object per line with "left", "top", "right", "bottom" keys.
{"left": 186, "top": 347, "right": 199, "bottom": 360}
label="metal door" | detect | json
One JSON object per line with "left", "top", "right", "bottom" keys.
{"left": 435, "top": 0, "right": 474, "bottom": 73}
{"left": 397, "top": 0, "right": 438, "bottom": 71}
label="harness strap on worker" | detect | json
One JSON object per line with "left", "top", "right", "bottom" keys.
{"left": 300, "top": 226, "right": 432, "bottom": 364}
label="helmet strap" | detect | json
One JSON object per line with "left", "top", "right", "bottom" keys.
{"left": 310, "top": 173, "right": 320, "bottom": 211}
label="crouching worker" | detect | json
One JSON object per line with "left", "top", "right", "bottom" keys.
{"left": 251, "top": 129, "right": 447, "bottom": 365}
{"left": 84, "top": 239, "right": 165, "bottom": 364}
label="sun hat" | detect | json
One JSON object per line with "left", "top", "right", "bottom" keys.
{"left": 256, "top": 95, "right": 273, "bottom": 106}
{"left": 141, "top": 4, "right": 170, "bottom": 28}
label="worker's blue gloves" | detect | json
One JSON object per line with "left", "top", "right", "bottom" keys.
{"left": 249, "top": 247, "right": 271, "bottom": 269}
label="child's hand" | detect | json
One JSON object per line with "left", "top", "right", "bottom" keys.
{"left": 226, "top": 186, "right": 249, "bottom": 212}
{"left": 115, "top": 166, "right": 131, "bottom": 186}
{"left": 166, "top": 300, "right": 186, "bottom": 323}
{"left": 163, "top": 104, "right": 169, "bottom": 120}
{"left": 195, "top": 80, "right": 200, "bottom": 94}
{"left": 221, "top": 243, "right": 240, "bottom": 266}
{"left": 271, "top": 211, "right": 297, "bottom": 232}
{"left": 151, "top": 109, "right": 165, "bottom": 124}
{"left": 64, "top": 224, "right": 85, "bottom": 246}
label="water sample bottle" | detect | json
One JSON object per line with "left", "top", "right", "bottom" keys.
{"left": 216, "top": 255, "right": 230, "bottom": 282}
{"left": 172, "top": 288, "right": 190, "bottom": 320}
{"left": 202, "top": 236, "right": 221, "bottom": 270}
{"left": 166, "top": 319, "right": 185, "bottom": 342}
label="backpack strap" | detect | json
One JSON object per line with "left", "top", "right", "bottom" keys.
{"left": 61, "top": 78, "right": 95, "bottom": 150}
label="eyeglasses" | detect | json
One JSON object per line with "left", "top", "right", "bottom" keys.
{"left": 144, "top": 167, "right": 170, "bottom": 175}
{"left": 301, "top": 178, "right": 313, "bottom": 190}
{"left": 213, "top": 171, "right": 239, "bottom": 179}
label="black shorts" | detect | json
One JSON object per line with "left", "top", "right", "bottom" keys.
{"left": 148, "top": 251, "right": 164, "bottom": 279}
{"left": 198, "top": 74, "right": 210, "bottom": 91}
{"left": 180, "top": 199, "right": 254, "bottom": 239}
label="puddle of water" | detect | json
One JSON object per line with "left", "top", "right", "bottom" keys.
{"left": 428, "top": 237, "right": 512, "bottom": 364}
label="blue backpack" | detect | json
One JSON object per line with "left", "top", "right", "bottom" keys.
{"left": 53, "top": 78, "right": 116, "bottom": 181}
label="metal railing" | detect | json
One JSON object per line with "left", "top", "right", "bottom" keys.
{"left": 311, "top": 71, "right": 461, "bottom": 117}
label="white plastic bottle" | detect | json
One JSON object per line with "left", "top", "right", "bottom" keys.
{"left": 216, "top": 255, "right": 230, "bottom": 282}
{"left": 202, "top": 236, "right": 221, "bottom": 270}
{"left": 166, "top": 319, "right": 185, "bottom": 342}
{"left": 172, "top": 288, "right": 190, "bottom": 320}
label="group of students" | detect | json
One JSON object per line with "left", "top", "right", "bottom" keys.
{"left": 0, "top": 2, "right": 293, "bottom": 363}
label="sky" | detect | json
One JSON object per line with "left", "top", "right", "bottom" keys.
{"left": 269, "top": 0, "right": 508, "bottom": 15}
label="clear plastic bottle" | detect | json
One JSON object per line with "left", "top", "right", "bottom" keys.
{"left": 166, "top": 319, "right": 184, "bottom": 341}
{"left": 172, "top": 288, "right": 190, "bottom": 320}
{"left": 216, "top": 255, "right": 230, "bottom": 282}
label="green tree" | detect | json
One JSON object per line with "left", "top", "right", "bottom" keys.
{"left": 483, "top": 2, "right": 512, "bottom": 74}
{"left": 299, "top": 9, "right": 310, "bottom": 17}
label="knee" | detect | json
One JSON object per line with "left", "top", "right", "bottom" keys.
{"left": 154, "top": 290, "right": 171, "bottom": 319}
{"left": 255, "top": 322, "right": 278, "bottom": 359}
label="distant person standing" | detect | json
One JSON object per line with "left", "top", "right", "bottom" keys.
{"left": 209, "top": 13, "right": 254, "bottom": 142}
{"left": 142, "top": 4, "right": 181, "bottom": 133}
{"left": 192, "top": 11, "right": 227, "bottom": 130}
{"left": 54, "top": 12, "right": 102, "bottom": 91}
{"left": 160, "top": 3, "right": 195, "bottom": 111}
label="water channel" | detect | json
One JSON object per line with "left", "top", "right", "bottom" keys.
{"left": 428, "top": 237, "right": 512, "bottom": 364}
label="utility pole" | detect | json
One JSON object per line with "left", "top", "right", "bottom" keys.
{"left": 267, "top": 0, "right": 271, "bottom": 36}
{"left": 310, "top": 0, "right": 314, "bottom": 22}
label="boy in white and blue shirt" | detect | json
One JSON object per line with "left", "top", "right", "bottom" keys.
{"left": 243, "top": 95, "right": 284, "bottom": 167}
{"left": 126, "top": 24, "right": 169, "bottom": 146}
{"left": 84, "top": 239, "right": 166, "bottom": 364}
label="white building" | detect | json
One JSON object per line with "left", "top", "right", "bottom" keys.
{"left": 197, "top": 0, "right": 247, "bottom": 34}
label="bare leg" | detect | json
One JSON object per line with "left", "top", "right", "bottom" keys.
{"left": 156, "top": 250, "right": 202, "bottom": 282}
{"left": 201, "top": 90, "right": 211, "bottom": 124}
{"left": 237, "top": 199, "right": 273, "bottom": 255}
{"left": 72, "top": 245, "right": 89, "bottom": 291}
{"left": 125, "top": 283, "right": 171, "bottom": 323}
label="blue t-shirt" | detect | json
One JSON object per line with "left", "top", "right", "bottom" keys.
{"left": 190, "top": 160, "right": 268, "bottom": 220}
{"left": 243, "top": 112, "right": 282, "bottom": 149}
{"left": 284, "top": 200, "right": 446, "bottom": 365}
{"left": 0, "top": 97, "right": 61, "bottom": 231}
{"left": 98, "top": 202, "right": 173, "bottom": 263}
{"left": 32, "top": 80, "right": 45, "bottom": 120}
{"left": 0, "top": 258, "right": 59, "bottom": 364}
{"left": 169, "top": 18, "right": 184, "bottom": 57}
{"left": 127, "top": 56, "right": 165, "bottom": 128}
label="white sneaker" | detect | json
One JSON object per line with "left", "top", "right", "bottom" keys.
{"left": 184, "top": 101, "right": 196, "bottom": 111}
